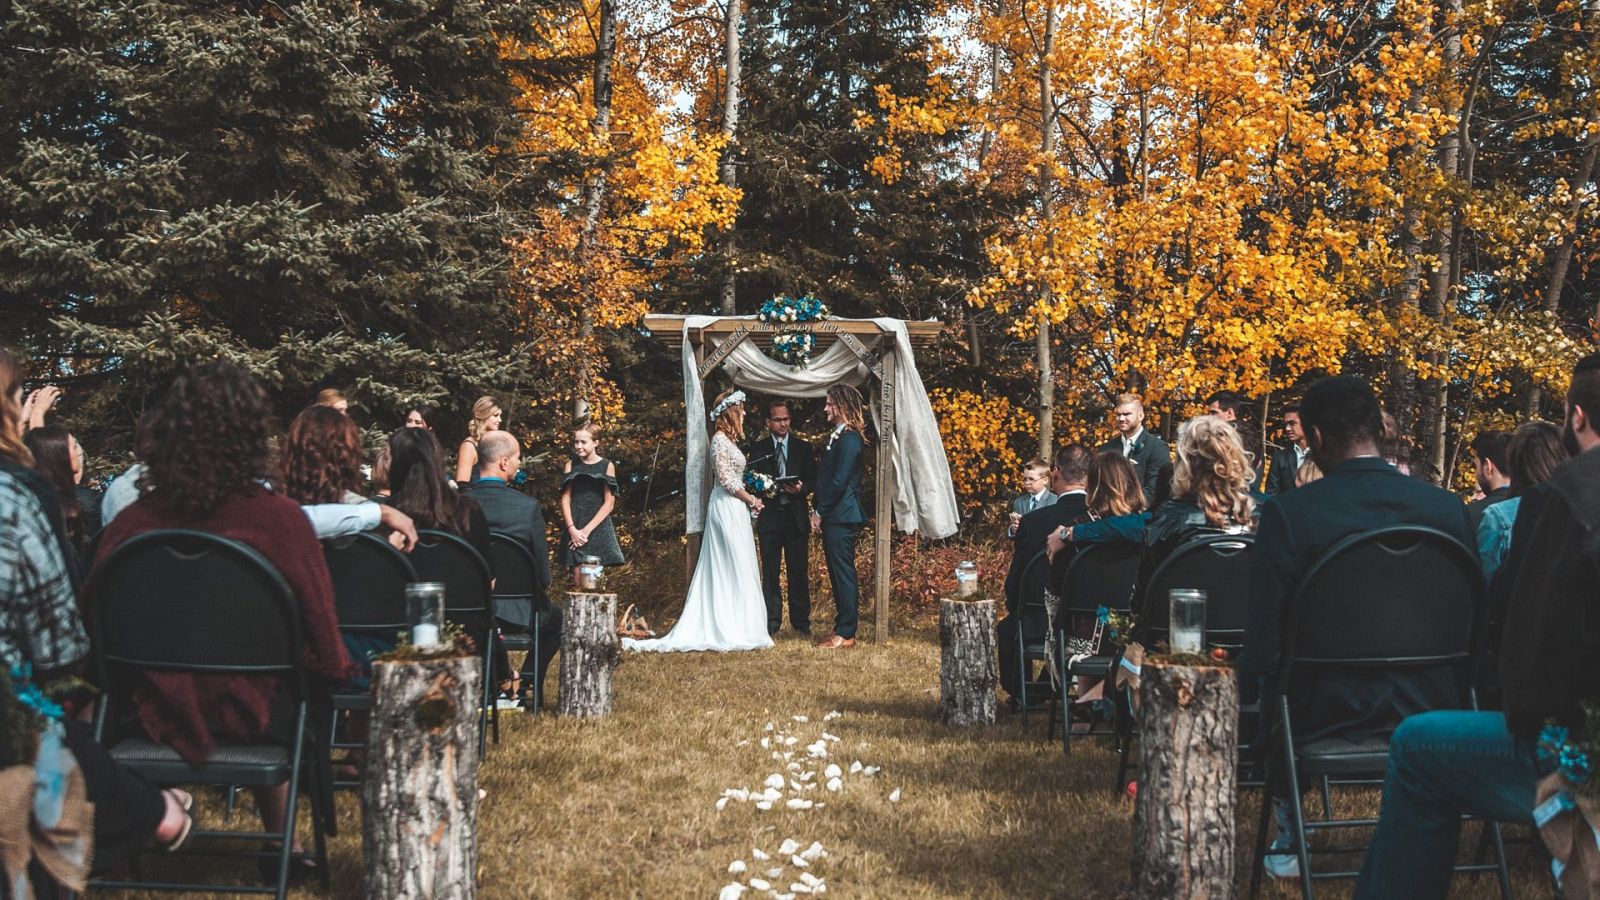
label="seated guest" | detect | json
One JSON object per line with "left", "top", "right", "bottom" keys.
{"left": 370, "top": 445, "right": 393, "bottom": 499}
{"left": 1465, "top": 429, "right": 1513, "bottom": 530}
{"left": 1045, "top": 451, "right": 1149, "bottom": 555}
{"left": 1262, "top": 404, "right": 1309, "bottom": 495}
{"left": 1132, "top": 415, "right": 1256, "bottom": 595}
{"left": 1240, "top": 375, "right": 1476, "bottom": 880}
{"left": 1100, "top": 393, "right": 1171, "bottom": 506}
{"left": 23, "top": 424, "right": 101, "bottom": 557}
{"left": 89, "top": 361, "right": 356, "bottom": 877}
{"left": 1354, "top": 352, "right": 1600, "bottom": 898}
{"left": 460, "top": 431, "right": 560, "bottom": 709}
{"left": 998, "top": 444, "right": 1092, "bottom": 702}
{"left": 1476, "top": 421, "right": 1564, "bottom": 580}
{"left": 1294, "top": 457, "right": 1323, "bottom": 486}
{"left": 0, "top": 350, "right": 80, "bottom": 585}
{"left": 403, "top": 404, "right": 436, "bottom": 430}
{"left": 1008, "top": 458, "right": 1055, "bottom": 538}
{"left": 314, "top": 387, "right": 349, "bottom": 413}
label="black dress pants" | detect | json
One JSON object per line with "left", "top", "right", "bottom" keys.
{"left": 759, "top": 521, "right": 811, "bottom": 633}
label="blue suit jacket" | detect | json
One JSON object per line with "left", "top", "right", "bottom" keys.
{"left": 813, "top": 428, "right": 865, "bottom": 526}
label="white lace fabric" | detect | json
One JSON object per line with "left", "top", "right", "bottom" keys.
{"left": 712, "top": 432, "right": 745, "bottom": 496}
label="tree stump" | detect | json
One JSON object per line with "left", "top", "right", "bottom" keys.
{"left": 939, "top": 597, "right": 998, "bottom": 726}
{"left": 558, "top": 592, "right": 620, "bottom": 719}
{"left": 363, "top": 653, "right": 481, "bottom": 900}
{"left": 1131, "top": 661, "right": 1238, "bottom": 900}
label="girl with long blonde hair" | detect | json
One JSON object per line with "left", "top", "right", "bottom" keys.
{"left": 455, "top": 395, "right": 503, "bottom": 484}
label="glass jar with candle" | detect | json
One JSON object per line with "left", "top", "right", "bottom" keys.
{"left": 1168, "top": 588, "right": 1206, "bottom": 655}
{"left": 955, "top": 560, "right": 979, "bottom": 597}
{"left": 405, "top": 582, "right": 446, "bottom": 649}
{"left": 578, "top": 554, "right": 604, "bottom": 591}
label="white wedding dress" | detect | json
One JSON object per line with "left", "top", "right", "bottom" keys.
{"left": 623, "top": 432, "right": 774, "bottom": 653}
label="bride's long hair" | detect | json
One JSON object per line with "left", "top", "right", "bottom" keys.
{"left": 711, "top": 389, "right": 745, "bottom": 442}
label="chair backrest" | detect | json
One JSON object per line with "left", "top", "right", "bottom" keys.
{"left": 86, "top": 530, "right": 302, "bottom": 678}
{"left": 1284, "top": 526, "right": 1481, "bottom": 671}
{"left": 323, "top": 531, "right": 416, "bottom": 634}
{"left": 1140, "top": 534, "right": 1254, "bottom": 651}
{"left": 1057, "top": 541, "right": 1143, "bottom": 617}
{"left": 487, "top": 533, "right": 544, "bottom": 602}
{"left": 1017, "top": 550, "right": 1053, "bottom": 638}
{"left": 410, "top": 529, "right": 493, "bottom": 618}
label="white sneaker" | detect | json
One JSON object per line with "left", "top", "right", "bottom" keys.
{"left": 1263, "top": 836, "right": 1301, "bottom": 879}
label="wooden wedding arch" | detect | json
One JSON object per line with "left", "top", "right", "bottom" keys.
{"left": 643, "top": 314, "right": 943, "bottom": 643}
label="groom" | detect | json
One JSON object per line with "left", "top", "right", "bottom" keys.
{"left": 810, "top": 383, "right": 866, "bottom": 650}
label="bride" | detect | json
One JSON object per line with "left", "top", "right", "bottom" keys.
{"left": 624, "top": 389, "right": 774, "bottom": 652}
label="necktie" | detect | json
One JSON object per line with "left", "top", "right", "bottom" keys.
{"left": 1124, "top": 438, "right": 1134, "bottom": 458}
{"left": 1028, "top": 495, "right": 1037, "bottom": 512}
{"left": 777, "top": 439, "right": 787, "bottom": 477}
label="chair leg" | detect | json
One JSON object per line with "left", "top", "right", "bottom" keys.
{"left": 1250, "top": 765, "right": 1273, "bottom": 899}
{"left": 478, "top": 643, "right": 493, "bottom": 758}
{"left": 1114, "top": 693, "right": 1134, "bottom": 795}
{"left": 1488, "top": 821, "right": 1512, "bottom": 900}
{"left": 530, "top": 618, "right": 542, "bottom": 713}
{"left": 276, "top": 706, "right": 310, "bottom": 900}
{"left": 1017, "top": 639, "right": 1029, "bottom": 725}
{"left": 490, "top": 632, "right": 502, "bottom": 746}
{"left": 1278, "top": 701, "right": 1314, "bottom": 900}
{"left": 1318, "top": 774, "right": 1333, "bottom": 819}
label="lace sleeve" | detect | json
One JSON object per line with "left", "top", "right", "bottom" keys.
{"left": 712, "top": 433, "right": 744, "bottom": 495}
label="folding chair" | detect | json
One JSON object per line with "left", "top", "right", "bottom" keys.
{"left": 1248, "top": 525, "right": 1510, "bottom": 899}
{"left": 1012, "top": 550, "right": 1054, "bottom": 724}
{"left": 487, "top": 533, "right": 550, "bottom": 713}
{"left": 323, "top": 532, "right": 416, "bottom": 792}
{"left": 1115, "top": 534, "right": 1255, "bottom": 791}
{"left": 86, "top": 530, "right": 329, "bottom": 899}
{"left": 1050, "top": 541, "right": 1141, "bottom": 756}
{"left": 409, "top": 529, "right": 496, "bottom": 755}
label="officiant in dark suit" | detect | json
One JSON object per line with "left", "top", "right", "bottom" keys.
{"left": 751, "top": 399, "right": 816, "bottom": 635}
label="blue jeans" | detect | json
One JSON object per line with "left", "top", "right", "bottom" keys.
{"left": 1354, "top": 711, "right": 1536, "bottom": 899}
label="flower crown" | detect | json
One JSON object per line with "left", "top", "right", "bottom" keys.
{"left": 709, "top": 390, "right": 747, "bottom": 420}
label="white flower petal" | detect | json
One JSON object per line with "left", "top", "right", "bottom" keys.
{"left": 822, "top": 732, "right": 841, "bottom": 743}
{"left": 823, "top": 711, "right": 842, "bottom": 721}
{"left": 792, "top": 715, "right": 809, "bottom": 723}
{"left": 729, "top": 860, "right": 748, "bottom": 875}
{"left": 719, "top": 883, "right": 747, "bottom": 900}
{"left": 790, "top": 884, "right": 813, "bottom": 895}
{"left": 716, "top": 797, "right": 730, "bottom": 810}
{"left": 785, "top": 798, "right": 814, "bottom": 810}
{"left": 800, "top": 842, "right": 827, "bottom": 861}
{"left": 764, "top": 774, "right": 786, "bottom": 789}
{"left": 752, "top": 848, "right": 771, "bottom": 861}
{"left": 889, "top": 788, "right": 902, "bottom": 802}
{"left": 863, "top": 766, "right": 880, "bottom": 776}
{"left": 826, "top": 777, "right": 842, "bottom": 792}
{"left": 824, "top": 764, "right": 842, "bottom": 779}
{"left": 791, "top": 855, "right": 809, "bottom": 868}
{"left": 766, "top": 867, "right": 784, "bottom": 879}
{"left": 799, "top": 871, "right": 823, "bottom": 885}
{"left": 749, "top": 878, "right": 771, "bottom": 891}
{"left": 849, "top": 761, "right": 863, "bottom": 774}
{"left": 756, "top": 800, "right": 774, "bottom": 810}
{"left": 778, "top": 838, "right": 800, "bottom": 856}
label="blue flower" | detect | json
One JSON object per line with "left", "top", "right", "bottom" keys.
{"left": 1096, "top": 606, "right": 1110, "bottom": 624}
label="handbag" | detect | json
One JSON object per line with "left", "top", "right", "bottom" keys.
{"left": 615, "top": 604, "right": 656, "bottom": 640}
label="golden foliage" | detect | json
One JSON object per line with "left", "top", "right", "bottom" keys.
{"left": 930, "top": 388, "right": 1038, "bottom": 515}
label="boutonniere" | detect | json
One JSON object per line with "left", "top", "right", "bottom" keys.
{"left": 826, "top": 426, "right": 846, "bottom": 452}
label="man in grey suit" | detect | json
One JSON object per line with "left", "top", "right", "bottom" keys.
{"left": 460, "top": 432, "right": 558, "bottom": 710}
{"left": 1098, "top": 392, "right": 1172, "bottom": 506}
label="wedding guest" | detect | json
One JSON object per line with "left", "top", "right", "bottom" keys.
{"left": 314, "top": 387, "right": 349, "bottom": 413}
{"left": 1205, "top": 390, "right": 1243, "bottom": 424}
{"left": 1355, "top": 353, "right": 1600, "bottom": 898}
{"left": 460, "top": 431, "right": 559, "bottom": 709}
{"left": 1241, "top": 375, "right": 1474, "bottom": 881}
{"left": 370, "top": 445, "right": 393, "bottom": 499}
{"left": 1476, "top": 421, "right": 1564, "bottom": 580}
{"left": 455, "top": 395, "right": 502, "bottom": 484}
{"left": 1130, "top": 417, "right": 1255, "bottom": 598}
{"left": 1045, "top": 451, "right": 1150, "bottom": 556}
{"left": 1262, "top": 404, "right": 1310, "bottom": 494}
{"left": 0, "top": 349, "right": 79, "bottom": 583}
{"left": 558, "top": 421, "right": 623, "bottom": 586}
{"left": 283, "top": 406, "right": 367, "bottom": 506}
{"left": 1099, "top": 393, "right": 1171, "bottom": 506}
{"left": 812, "top": 384, "right": 870, "bottom": 650}
{"left": 750, "top": 399, "right": 815, "bottom": 635}
{"left": 403, "top": 403, "right": 436, "bottom": 430}
{"left": 1465, "top": 430, "right": 1513, "bottom": 530}
{"left": 1009, "top": 459, "right": 1055, "bottom": 538}
{"left": 1294, "top": 457, "right": 1323, "bottom": 487}
{"left": 24, "top": 424, "right": 102, "bottom": 555}
{"left": 89, "top": 361, "right": 356, "bottom": 878}
{"left": 19, "top": 382, "right": 62, "bottom": 432}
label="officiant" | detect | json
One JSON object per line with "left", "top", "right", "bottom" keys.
{"left": 750, "top": 398, "right": 816, "bottom": 636}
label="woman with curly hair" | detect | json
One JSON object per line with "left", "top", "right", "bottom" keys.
{"left": 282, "top": 406, "right": 366, "bottom": 506}
{"left": 89, "top": 361, "right": 355, "bottom": 877}
{"left": 454, "top": 395, "right": 502, "bottom": 484}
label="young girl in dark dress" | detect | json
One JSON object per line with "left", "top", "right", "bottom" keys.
{"left": 559, "top": 422, "right": 623, "bottom": 586}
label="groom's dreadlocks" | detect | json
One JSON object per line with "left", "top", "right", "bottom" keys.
{"left": 828, "top": 383, "right": 868, "bottom": 441}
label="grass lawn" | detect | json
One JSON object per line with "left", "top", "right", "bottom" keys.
{"left": 103, "top": 621, "right": 1548, "bottom": 899}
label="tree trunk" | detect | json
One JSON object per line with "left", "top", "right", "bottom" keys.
{"left": 574, "top": 0, "right": 617, "bottom": 421}
{"left": 1131, "top": 661, "right": 1238, "bottom": 900}
{"left": 1527, "top": 130, "right": 1599, "bottom": 416}
{"left": 717, "top": 0, "right": 741, "bottom": 315}
{"left": 558, "top": 591, "right": 620, "bottom": 718}
{"left": 1035, "top": 0, "right": 1058, "bottom": 459}
{"left": 363, "top": 654, "right": 481, "bottom": 900}
{"left": 939, "top": 598, "right": 998, "bottom": 727}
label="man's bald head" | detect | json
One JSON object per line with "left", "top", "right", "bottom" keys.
{"left": 477, "top": 430, "right": 520, "bottom": 474}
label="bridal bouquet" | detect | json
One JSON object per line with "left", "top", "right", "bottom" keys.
{"left": 743, "top": 470, "right": 776, "bottom": 497}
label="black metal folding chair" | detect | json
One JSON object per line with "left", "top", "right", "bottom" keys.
{"left": 323, "top": 532, "right": 416, "bottom": 792}
{"left": 1050, "top": 541, "right": 1142, "bottom": 756}
{"left": 1248, "top": 526, "right": 1510, "bottom": 899}
{"left": 409, "top": 529, "right": 496, "bottom": 755}
{"left": 1115, "top": 534, "right": 1255, "bottom": 790}
{"left": 86, "top": 530, "right": 330, "bottom": 899}
{"left": 1012, "top": 550, "right": 1053, "bottom": 724}
{"left": 487, "top": 532, "right": 550, "bottom": 711}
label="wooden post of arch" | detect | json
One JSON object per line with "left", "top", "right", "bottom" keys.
{"left": 874, "top": 347, "right": 897, "bottom": 643}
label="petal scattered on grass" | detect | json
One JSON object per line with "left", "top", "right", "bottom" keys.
{"left": 729, "top": 860, "right": 747, "bottom": 875}
{"left": 826, "top": 778, "right": 842, "bottom": 792}
{"left": 752, "top": 848, "right": 770, "bottom": 861}
{"left": 719, "top": 883, "right": 746, "bottom": 900}
{"left": 849, "top": 761, "right": 863, "bottom": 774}
{"left": 889, "top": 788, "right": 902, "bottom": 802}
{"left": 800, "top": 842, "right": 827, "bottom": 861}
{"left": 749, "top": 878, "right": 771, "bottom": 891}
{"left": 778, "top": 838, "right": 799, "bottom": 856}
{"left": 823, "top": 764, "right": 841, "bottom": 779}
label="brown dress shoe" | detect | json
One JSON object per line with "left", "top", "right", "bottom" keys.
{"left": 816, "top": 635, "right": 856, "bottom": 649}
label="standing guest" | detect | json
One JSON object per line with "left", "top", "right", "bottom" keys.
{"left": 749, "top": 399, "right": 815, "bottom": 636}
{"left": 1465, "top": 430, "right": 1513, "bottom": 530}
{"left": 811, "top": 384, "right": 869, "bottom": 650}
{"left": 24, "top": 425, "right": 102, "bottom": 555}
{"left": 314, "top": 388, "right": 349, "bottom": 413}
{"left": 370, "top": 445, "right": 393, "bottom": 499}
{"left": 1240, "top": 375, "right": 1475, "bottom": 881}
{"left": 460, "top": 432, "right": 559, "bottom": 709}
{"left": 1263, "top": 404, "right": 1310, "bottom": 494}
{"left": 403, "top": 404, "right": 436, "bottom": 430}
{"left": 0, "top": 350, "right": 79, "bottom": 584}
{"left": 1354, "top": 353, "right": 1600, "bottom": 898}
{"left": 999, "top": 444, "right": 1093, "bottom": 701}
{"left": 89, "top": 361, "right": 356, "bottom": 878}
{"left": 454, "top": 396, "right": 502, "bottom": 485}
{"left": 558, "top": 421, "right": 623, "bottom": 586}
{"left": 1205, "top": 390, "right": 1244, "bottom": 424}
{"left": 1009, "top": 459, "right": 1056, "bottom": 538}
{"left": 1476, "top": 421, "right": 1564, "bottom": 581}
{"left": 1099, "top": 393, "right": 1172, "bottom": 506}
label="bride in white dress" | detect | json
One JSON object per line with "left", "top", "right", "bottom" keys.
{"left": 624, "top": 390, "right": 774, "bottom": 653}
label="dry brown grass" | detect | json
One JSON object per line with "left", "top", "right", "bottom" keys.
{"left": 100, "top": 620, "right": 1548, "bottom": 899}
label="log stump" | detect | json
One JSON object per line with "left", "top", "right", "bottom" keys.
{"left": 557, "top": 591, "right": 620, "bottom": 719}
{"left": 1131, "top": 661, "right": 1238, "bottom": 900}
{"left": 939, "top": 597, "right": 998, "bottom": 727}
{"left": 363, "top": 653, "right": 481, "bottom": 900}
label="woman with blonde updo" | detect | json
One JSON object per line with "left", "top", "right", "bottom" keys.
{"left": 455, "top": 396, "right": 503, "bottom": 484}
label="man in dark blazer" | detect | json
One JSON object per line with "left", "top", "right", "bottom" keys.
{"left": 810, "top": 385, "right": 866, "bottom": 649}
{"left": 1464, "top": 430, "right": 1512, "bottom": 530}
{"left": 998, "top": 444, "right": 1093, "bottom": 701}
{"left": 1262, "top": 404, "right": 1310, "bottom": 494}
{"left": 1099, "top": 393, "right": 1171, "bottom": 506}
{"left": 749, "top": 399, "right": 815, "bottom": 635}
{"left": 460, "top": 432, "right": 558, "bottom": 710}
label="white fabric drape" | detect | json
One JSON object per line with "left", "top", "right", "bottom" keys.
{"left": 680, "top": 315, "right": 959, "bottom": 539}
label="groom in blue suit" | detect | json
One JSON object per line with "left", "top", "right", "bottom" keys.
{"left": 811, "top": 384, "right": 867, "bottom": 650}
